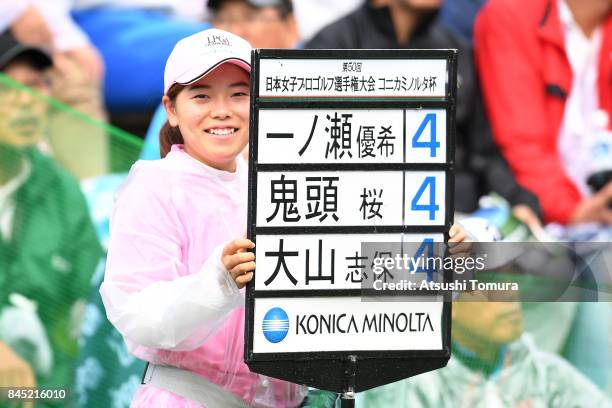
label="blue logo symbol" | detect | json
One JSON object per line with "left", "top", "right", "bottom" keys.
{"left": 263, "top": 307, "right": 289, "bottom": 343}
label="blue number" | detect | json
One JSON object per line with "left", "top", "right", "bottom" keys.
{"left": 412, "top": 113, "right": 440, "bottom": 157}
{"left": 411, "top": 176, "right": 439, "bottom": 220}
{"left": 412, "top": 238, "right": 435, "bottom": 282}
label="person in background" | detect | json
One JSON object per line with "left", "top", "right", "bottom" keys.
{"left": 305, "top": 0, "right": 611, "bottom": 391}
{"left": 2, "top": 1, "right": 211, "bottom": 138}
{"left": 0, "top": 0, "right": 103, "bottom": 83}
{"left": 209, "top": 0, "right": 300, "bottom": 49}
{"left": 474, "top": 0, "right": 612, "bottom": 226}
{"left": 0, "top": 1, "right": 210, "bottom": 114}
{"left": 0, "top": 2, "right": 109, "bottom": 179}
{"left": 358, "top": 292, "right": 611, "bottom": 407}
{"left": 475, "top": 1, "right": 612, "bottom": 392}
{"left": 0, "top": 32, "right": 102, "bottom": 401}
{"left": 306, "top": 0, "right": 542, "bottom": 227}
{"left": 438, "top": 0, "right": 486, "bottom": 41}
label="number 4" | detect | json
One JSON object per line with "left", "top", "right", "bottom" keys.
{"left": 412, "top": 113, "right": 440, "bottom": 157}
{"left": 413, "top": 238, "right": 435, "bottom": 282}
{"left": 411, "top": 176, "right": 439, "bottom": 220}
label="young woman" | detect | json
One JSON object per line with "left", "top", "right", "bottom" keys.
{"left": 101, "top": 27, "right": 468, "bottom": 407}
{"left": 100, "top": 28, "right": 307, "bottom": 407}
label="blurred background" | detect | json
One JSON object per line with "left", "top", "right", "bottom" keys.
{"left": 0, "top": 0, "right": 611, "bottom": 406}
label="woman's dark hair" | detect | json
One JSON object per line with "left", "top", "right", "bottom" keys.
{"left": 159, "top": 84, "right": 184, "bottom": 158}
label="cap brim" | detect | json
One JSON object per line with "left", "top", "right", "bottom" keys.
{"left": 175, "top": 57, "right": 251, "bottom": 87}
{"left": 0, "top": 45, "right": 52, "bottom": 71}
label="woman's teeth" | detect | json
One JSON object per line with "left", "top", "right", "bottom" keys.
{"left": 208, "top": 128, "right": 236, "bottom": 135}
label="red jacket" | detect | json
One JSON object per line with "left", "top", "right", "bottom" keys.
{"left": 475, "top": 0, "right": 612, "bottom": 224}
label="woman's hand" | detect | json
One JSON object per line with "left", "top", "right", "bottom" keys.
{"left": 448, "top": 223, "right": 472, "bottom": 257}
{"left": 222, "top": 238, "right": 256, "bottom": 289}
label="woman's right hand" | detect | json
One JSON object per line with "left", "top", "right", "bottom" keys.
{"left": 222, "top": 239, "right": 256, "bottom": 289}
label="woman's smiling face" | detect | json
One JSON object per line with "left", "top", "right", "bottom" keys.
{"left": 164, "top": 63, "right": 250, "bottom": 171}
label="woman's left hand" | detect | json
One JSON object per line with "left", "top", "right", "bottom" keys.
{"left": 448, "top": 223, "right": 472, "bottom": 257}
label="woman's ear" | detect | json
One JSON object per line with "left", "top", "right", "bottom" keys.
{"left": 162, "top": 95, "right": 179, "bottom": 127}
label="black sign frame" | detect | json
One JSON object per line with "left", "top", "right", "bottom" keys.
{"left": 245, "top": 49, "right": 457, "bottom": 394}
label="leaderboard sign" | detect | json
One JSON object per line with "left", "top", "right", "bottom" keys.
{"left": 245, "top": 49, "right": 456, "bottom": 393}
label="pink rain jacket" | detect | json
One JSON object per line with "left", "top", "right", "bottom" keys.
{"left": 101, "top": 145, "right": 307, "bottom": 407}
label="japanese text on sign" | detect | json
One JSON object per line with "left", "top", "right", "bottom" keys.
{"left": 258, "top": 109, "right": 447, "bottom": 164}
{"left": 255, "top": 234, "right": 445, "bottom": 291}
{"left": 259, "top": 59, "right": 447, "bottom": 98}
{"left": 257, "top": 171, "right": 446, "bottom": 227}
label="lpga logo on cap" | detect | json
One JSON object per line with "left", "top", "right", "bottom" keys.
{"left": 206, "top": 34, "right": 231, "bottom": 47}
{"left": 163, "top": 28, "right": 252, "bottom": 94}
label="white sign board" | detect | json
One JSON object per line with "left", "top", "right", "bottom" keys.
{"left": 259, "top": 59, "right": 447, "bottom": 98}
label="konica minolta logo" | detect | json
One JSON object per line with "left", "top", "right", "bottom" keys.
{"left": 295, "top": 312, "right": 434, "bottom": 335}
{"left": 262, "top": 307, "right": 289, "bottom": 343}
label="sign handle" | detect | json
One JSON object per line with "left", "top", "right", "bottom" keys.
{"left": 340, "top": 355, "right": 357, "bottom": 408}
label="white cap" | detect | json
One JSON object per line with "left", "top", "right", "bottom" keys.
{"left": 163, "top": 28, "right": 252, "bottom": 94}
